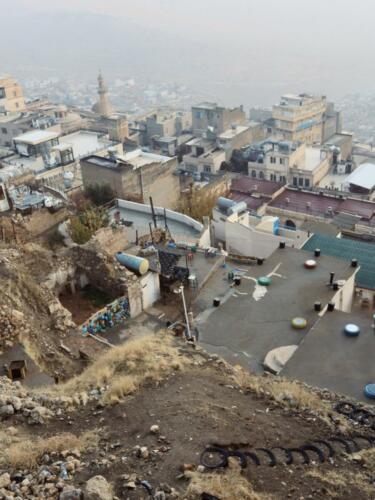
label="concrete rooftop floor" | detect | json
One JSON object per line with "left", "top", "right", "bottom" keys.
{"left": 194, "top": 247, "right": 356, "bottom": 374}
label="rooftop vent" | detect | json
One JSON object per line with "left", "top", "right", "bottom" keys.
{"left": 351, "top": 259, "right": 358, "bottom": 268}
{"left": 314, "top": 249, "right": 321, "bottom": 257}
{"left": 327, "top": 302, "right": 335, "bottom": 312}
{"left": 329, "top": 272, "right": 335, "bottom": 285}
{"left": 279, "top": 241, "right": 286, "bottom": 249}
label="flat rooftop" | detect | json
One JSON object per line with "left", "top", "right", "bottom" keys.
{"left": 231, "top": 176, "right": 283, "bottom": 196}
{"left": 193, "top": 102, "right": 218, "bottom": 110}
{"left": 345, "top": 163, "right": 375, "bottom": 191}
{"left": 109, "top": 204, "right": 201, "bottom": 242}
{"left": 195, "top": 246, "right": 355, "bottom": 373}
{"left": 117, "top": 149, "right": 171, "bottom": 169}
{"left": 303, "top": 233, "right": 375, "bottom": 290}
{"left": 324, "top": 133, "right": 353, "bottom": 148}
{"left": 13, "top": 129, "right": 59, "bottom": 145}
{"left": 281, "top": 308, "right": 375, "bottom": 404}
{"left": 219, "top": 125, "right": 250, "bottom": 140}
{"left": 60, "top": 130, "right": 113, "bottom": 159}
{"left": 269, "top": 188, "right": 375, "bottom": 225}
{"left": 229, "top": 192, "right": 268, "bottom": 212}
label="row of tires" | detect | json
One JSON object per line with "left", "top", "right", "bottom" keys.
{"left": 200, "top": 401, "right": 375, "bottom": 469}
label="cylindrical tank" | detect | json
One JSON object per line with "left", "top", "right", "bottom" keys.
{"left": 116, "top": 252, "right": 149, "bottom": 275}
{"left": 217, "top": 197, "right": 235, "bottom": 210}
{"left": 63, "top": 171, "right": 74, "bottom": 188}
{"left": 227, "top": 201, "right": 248, "bottom": 216}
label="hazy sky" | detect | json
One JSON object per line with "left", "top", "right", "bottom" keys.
{"left": 2, "top": 0, "right": 375, "bottom": 106}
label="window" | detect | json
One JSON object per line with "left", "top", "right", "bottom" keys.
{"left": 304, "top": 178, "right": 310, "bottom": 188}
{"left": 204, "top": 165, "right": 211, "bottom": 173}
{"left": 251, "top": 170, "right": 256, "bottom": 178}
{"left": 1, "top": 128, "right": 7, "bottom": 134}
{"left": 15, "top": 102, "right": 19, "bottom": 108}
{"left": 270, "top": 156, "right": 276, "bottom": 164}
{"left": 259, "top": 171, "right": 264, "bottom": 179}
{"left": 298, "top": 177, "right": 303, "bottom": 187}
{"left": 279, "top": 158, "right": 284, "bottom": 164}
{"left": 293, "top": 177, "right": 297, "bottom": 186}
{"left": 0, "top": 88, "right": 5, "bottom": 99}
{"left": 280, "top": 175, "right": 286, "bottom": 183}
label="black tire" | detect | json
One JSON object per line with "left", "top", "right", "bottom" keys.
{"left": 255, "top": 448, "right": 277, "bottom": 466}
{"left": 300, "top": 444, "right": 325, "bottom": 463}
{"left": 312, "top": 440, "right": 335, "bottom": 458}
{"left": 288, "top": 447, "right": 310, "bottom": 464}
{"left": 226, "top": 450, "right": 247, "bottom": 468}
{"left": 328, "top": 437, "right": 353, "bottom": 454}
{"left": 200, "top": 447, "right": 228, "bottom": 469}
{"left": 243, "top": 451, "right": 261, "bottom": 466}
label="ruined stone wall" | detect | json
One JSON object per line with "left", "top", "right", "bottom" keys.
{"left": 90, "top": 226, "right": 128, "bottom": 255}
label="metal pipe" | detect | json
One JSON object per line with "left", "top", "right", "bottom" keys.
{"left": 149, "top": 196, "right": 157, "bottom": 228}
{"left": 180, "top": 285, "right": 191, "bottom": 339}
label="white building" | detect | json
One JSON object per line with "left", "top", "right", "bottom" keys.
{"left": 211, "top": 197, "right": 308, "bottom": 258}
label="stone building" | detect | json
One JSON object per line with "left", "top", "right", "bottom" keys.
{"left": 81, "top": 149, "right": 180, "bottom": 209}
{"left": 271, "top": 93, "right": 341, "bottom": 144}
{"left": 0, "top": 75, "right": 26, "bottom": 114}
{"left": 192, "top": 102, "right": 246, "bottom": 137}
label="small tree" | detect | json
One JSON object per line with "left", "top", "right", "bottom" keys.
{"left": 70, "top": 217, "right": 92, "bottom": 244}
{"left": 69, "top": 207, "right": 109, "bottom": 244}
{"left": 178, "top": 186, "right": 223, "bottom": 222}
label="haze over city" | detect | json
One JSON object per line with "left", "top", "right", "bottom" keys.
{"left": 1, "top": 2, "right": 375, "bottom": 499}
{"left": 2, "top": 0, "right": 375, "bottom": 106}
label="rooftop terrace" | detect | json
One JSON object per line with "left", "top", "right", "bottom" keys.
{"left": 303, "top": 233, "right": 375, "bottom": 290}
{"left": 282, "top": 308, "right": 375, "bottom": 403}
{"left": 269, "top": 188, "right": 375, "bottom": 225}
{"left": 195, "top": 246, "right": 355, "bottom": 373}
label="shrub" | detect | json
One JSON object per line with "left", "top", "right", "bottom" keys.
{"left": 85, "top": 183, "right": 115, "bottom": 206}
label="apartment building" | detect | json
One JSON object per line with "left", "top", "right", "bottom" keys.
{"left": 245, "top": 139, "right": 330, "bottom": 188}
{"left": 0, "top": 75, "right": 26, "bottom": 114}
{"left": 272, "top": 93, "right": 334, "bottom": 144}
{"left": 81, "top": 150, "right": 180, "bottom": 209}
{"left": 192, "top": 102, "right": 246, "bottom": 137}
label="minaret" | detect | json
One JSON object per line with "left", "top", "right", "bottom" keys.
{"left": 97, "top": 71, "right": 112, "bottom": 117}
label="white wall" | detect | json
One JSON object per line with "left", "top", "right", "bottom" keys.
{"left": 117, "top": 199, "right": 204, "bottom": 233}
{"left": 224, "top": 220, "right": 308, "bottom": 258}
{"left": 140, "top": 271, "right": 161, "bottom": 310}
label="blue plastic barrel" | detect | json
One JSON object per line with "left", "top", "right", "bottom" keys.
{"left": 364, "top": 384, "right": 375, "bottom": 399}
{"left": 116, "top": 252, "right": 149, "bottom": 275}
{"left": 344, "top": 324, "right": 360, "bottom": 337}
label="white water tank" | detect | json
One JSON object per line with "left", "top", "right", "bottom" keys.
{"left": 63, "top": 171, "right": 74, "bottom": 188}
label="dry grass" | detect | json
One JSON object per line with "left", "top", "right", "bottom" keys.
{"left": 0, "top": 428, "right": 98, "bottom": 469}
{"left": 46, "top": 333, "right": 187, "bottom": 404}
{"left": 233, "top": 367, "right": 330, "bottom": 418}
{"left": 358, "top": 448, "right": 375, "bottom": 470}
{"left": 183, "top": 459, "right": 271, "bottom": 500}
{"left": 307, "top": 469, "right": 373, "bottom": 497}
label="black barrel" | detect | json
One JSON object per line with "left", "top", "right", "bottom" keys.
{"left": 234, "top": 276, "right": 241, "bottom": 286}
{"left": 314, "top": 302, "right": 322, "bottom": 312}
{"left": 279, "top": 241, "right": 286, "bottom": 249}
{"left": 213, "top": 298, "right": 221, "bottom": 307}
{"left": 327, "top": 302, "right": 335, "bottom": 312}
{"left": 314, "top": 248, "right": 321, "bottom": 257}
